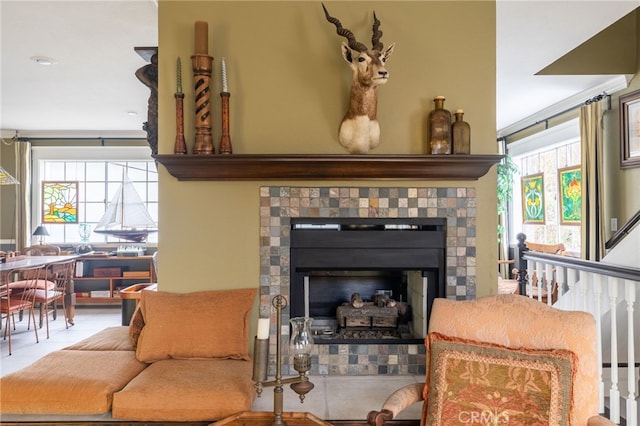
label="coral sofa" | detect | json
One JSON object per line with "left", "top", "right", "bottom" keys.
{"left": 0, "top": 288, "right": 257, "bottom": 422}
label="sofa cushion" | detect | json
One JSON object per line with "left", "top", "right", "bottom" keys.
{"left": 135, "top": 288, "right": 256, "bottom": 362}
{"left": 422, "top": 332, "right": 576, "bottom": 426}
{"left": 64, "top": 326, "right": 133, "bottom": 351}
{"left": 0, "top": 350, "right": 147, "bottom": 415}
{"left": 112, "top": 358, "right": 255, "bottom": 421}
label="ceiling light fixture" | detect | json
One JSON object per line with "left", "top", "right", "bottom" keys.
{"left": 30, "top": 56, "right": 57, "bottom": 66}
{"left": 127, "top": 111, "right": 138, "bottom": 116}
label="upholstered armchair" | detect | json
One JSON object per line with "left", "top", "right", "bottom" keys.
{"left": 367, "top": 294, "right": 615, "bottom": 426}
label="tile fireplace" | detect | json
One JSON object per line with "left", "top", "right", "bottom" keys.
{"left": 260, "top": 186, "right": 476, "bottom": 375}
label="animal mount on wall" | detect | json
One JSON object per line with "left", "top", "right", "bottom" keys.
{"left": 323, "top": 4, "right": 395, "bottom": 154}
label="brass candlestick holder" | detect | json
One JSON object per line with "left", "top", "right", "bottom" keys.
{"left": 191, "top": 53, "right": 214, "bottom": 155}
{"left": 253, "top": 295, "right": 315, "bottom": 426}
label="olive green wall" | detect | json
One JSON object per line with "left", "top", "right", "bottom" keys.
{"left": 603, "top": 10, "right": 640, "bottom": 234}
{"left": 156, "top": 2, "right": 498, "bottom": 306}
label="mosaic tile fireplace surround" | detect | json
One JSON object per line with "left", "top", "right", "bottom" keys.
{"left": 260, "top": 186, "right": 477, "bottom": 376}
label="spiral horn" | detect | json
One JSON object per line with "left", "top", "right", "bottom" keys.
{"left": 322, "top": 3, "right": 368, "bottom": 53}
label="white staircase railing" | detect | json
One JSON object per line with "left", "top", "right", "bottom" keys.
{"left": 515, "top": 247, "right": 639, "bottom": 425}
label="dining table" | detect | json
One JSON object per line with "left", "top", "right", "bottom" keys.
{"left": 0, "top": 254, "right": 79, "bottom": 325}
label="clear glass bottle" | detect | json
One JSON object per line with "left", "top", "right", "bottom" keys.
{"left": 452, "top": 109, "right": 471, "bottom": 154}
{"left": 290, "top": 317, "right": 314, "bottom": 374}
{"left": 428, "top": 96, "right": 452, "bottom": 154}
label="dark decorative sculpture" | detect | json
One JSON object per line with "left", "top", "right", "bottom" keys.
{"left": 136, "top": 51, "right": 158, "bottom": 156}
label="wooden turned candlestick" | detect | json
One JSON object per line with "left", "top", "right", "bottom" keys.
{"left": 219, "top": 92, "right": 232, "bottom": 154}
{"left": 191, "top": 54, "right": 214, "bottom": 155}
{"left": 174, "top": 93, "right": 187, "bottom": 154}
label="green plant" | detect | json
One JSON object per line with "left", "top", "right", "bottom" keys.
{"left": 497, "top": 156, "right": 518, "bottom": 240}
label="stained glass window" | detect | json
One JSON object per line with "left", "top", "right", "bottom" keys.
{"left": 42, "top": 181, "right": 78, "bottom": 223}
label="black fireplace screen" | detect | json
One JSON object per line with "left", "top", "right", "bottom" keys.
{"left": 289, "top": 217, "right": 447, "bottom": 342}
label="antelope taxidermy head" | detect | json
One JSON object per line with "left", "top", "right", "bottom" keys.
{"left": 323, "top": 4, "right": 395, "bottom": 154}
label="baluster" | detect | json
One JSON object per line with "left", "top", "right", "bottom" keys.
{"left": 527, "top": 259, "right": 536, "bottom": 300}
{"left": 624, "top": 279, "right": 637, "bottom": 426}
{"left": 545, "top": 263, "right": 554, "bottom": 305}
{"left": 579, "top": 270, "right": 589, "bottom": 312}
{"left": 556, "top": 265, "right": 566, "bottom": 308}
{"left": 536, "top": 261, "right": 543, "bottom": 302}
{"left": 609, "top": 278, "right": 620, "bottom": 422}
{"left": 567, "top": 268, "right": 578, "bottom": 311}
{"left": 593, "top": 274, "right": 604, "bottom": 414}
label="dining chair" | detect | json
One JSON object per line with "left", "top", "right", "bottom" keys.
{"left": 1, "top": 265, "right": 42, "bottom": 355}
{"left": 7, "top": 266, "right": 58, "bottom": 323}
{"left": 24, "top": 259, "right": 75, "bottom": 338}
{"left": 21, "top": 245, "right": 62, "bottom": 256}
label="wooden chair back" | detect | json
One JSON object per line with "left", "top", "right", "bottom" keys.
{"left": 1, "top": 265, "right": 42, "bottom": 354}
{"left": 22, "top": 245, "right": 61, "bottom": 256}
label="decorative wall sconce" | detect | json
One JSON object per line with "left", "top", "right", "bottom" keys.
{"left": 253, "top": 295, "right": 315, "bottom": 426}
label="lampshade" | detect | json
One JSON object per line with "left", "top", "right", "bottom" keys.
{"left": 0, "top": 165, "right": 19, "bottom": 185}
{"left": 33, "top": 225, "right": 49, "bottom": 244}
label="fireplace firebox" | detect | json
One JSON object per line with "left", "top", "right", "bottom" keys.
{"left": 289, "top": 217, "right": 446, "bottom": 344}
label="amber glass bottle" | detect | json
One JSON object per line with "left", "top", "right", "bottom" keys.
{"left": 452, "top": 109, "right": 471, "bottom": 154}
{"left": 428, "top": 96, "right": 451, "bottom": 154}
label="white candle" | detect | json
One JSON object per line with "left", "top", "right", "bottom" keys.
{"left": 257, "top": 317, "right": 270, "bottom": 340}
{"left": 221, "top": 57, "right": 228, "bottom": 93}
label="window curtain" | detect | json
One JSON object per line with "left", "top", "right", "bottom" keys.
{"left": 14, "top": 140, "right": 31, "bottom": 251}
{"left": 580, "top": 101, "right": 605, "bottom": 260}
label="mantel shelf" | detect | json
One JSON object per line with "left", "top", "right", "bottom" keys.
{"left": 153, "top": 154, "right": 504, "bottom": 181}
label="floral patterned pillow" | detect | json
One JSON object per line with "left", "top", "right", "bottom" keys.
{"left": 423, "top": 332, "right": 576, "bottom": 426}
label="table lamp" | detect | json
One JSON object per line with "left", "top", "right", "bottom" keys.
{"left": 33, "top": 225, "right": 49, "bottom": 245}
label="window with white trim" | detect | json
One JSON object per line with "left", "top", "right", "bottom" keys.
{"left": 507, "top": 118, "right": 582, "bottom": 256}
{"left": 31, "top": 146, "right": 158, "bottom": 245}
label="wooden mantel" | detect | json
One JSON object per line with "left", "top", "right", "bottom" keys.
{"left": 153, "top": 154, "right": 504, "bottom": 181}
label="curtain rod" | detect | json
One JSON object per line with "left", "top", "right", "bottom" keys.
{"left": 13, "top": 137, "right": 144, "bottom": 141}
{"left": 2, "top": 131, "right": 144, "bottom": 144}
{"left": 498, "top": 92, "right": 610, "bottom": 142}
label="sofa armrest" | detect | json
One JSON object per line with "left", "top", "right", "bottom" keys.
{"left": 366, "top": 382, "right": 424, "bottom": 426}
{"left": 587, "top": 415, "right": 617, "bottom": 426}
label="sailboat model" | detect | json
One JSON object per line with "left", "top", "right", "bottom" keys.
{"left": 93, "top": 175, "right": 157, "bottom": 243}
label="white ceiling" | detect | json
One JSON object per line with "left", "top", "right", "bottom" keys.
{"left": 0, "top": 0, "right": 158, "bottom": 139}
{"left": 497, "top": 0, "right": 639, "bottom": 132}
{"left": 1, "top": 1, "right": 638, "bottom": 140}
